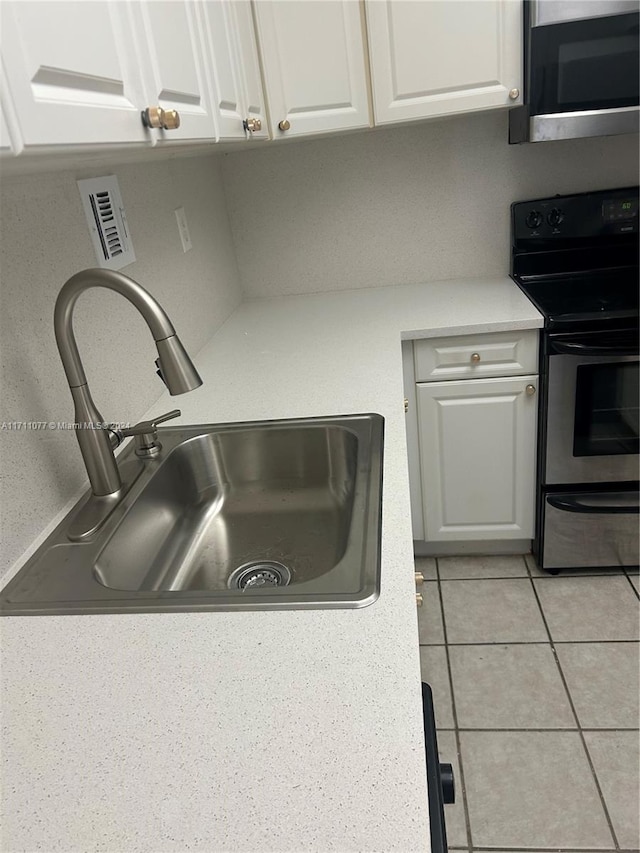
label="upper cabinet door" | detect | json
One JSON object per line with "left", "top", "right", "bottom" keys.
{"left": 199, "top": 0, "right": 268, "bottom": 140}
{"left": 0, "top": 1, "right": 147, "bottom": 146}
{"left": 0, "top": 100, "right": 13, "bottom": 153}
{"left": 253, "top": 0, "right": 371, "bottom": 138}
{"left": 232, "top": 1, "right": 269, "bottom": 138}
{"left": 131, "top": 1, "right": 217, "bottom": 142}
{"left": 366, "top": 0, "right": 523, "bottom": 125}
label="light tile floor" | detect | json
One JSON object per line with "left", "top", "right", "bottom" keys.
{"left": 415, "top": 555, "right": 640, "bottom": 853}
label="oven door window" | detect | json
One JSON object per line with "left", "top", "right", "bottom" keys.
{"left": 574, "top": 362, "right": 639, "bottom": 457}
{"left": 530, "top": 12, "right": 640, "bottom": 115}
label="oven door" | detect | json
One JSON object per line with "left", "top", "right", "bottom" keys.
{"left": 527, "top": 6, "right": 639, "bottom": 141}
{"left": 545, "top": 328, "right": 639, "bottom": 485}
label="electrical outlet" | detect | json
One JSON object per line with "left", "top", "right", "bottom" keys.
{"left": 174, "top": 207, "right": 192, "bottom": 253}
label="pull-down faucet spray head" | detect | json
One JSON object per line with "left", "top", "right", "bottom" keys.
{"left": 155, "top": 335, "right": 202, "bottom": 395}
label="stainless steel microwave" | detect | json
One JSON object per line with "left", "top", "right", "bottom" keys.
{"left": 509, "top": 0, "right": 640, "bottom": 143}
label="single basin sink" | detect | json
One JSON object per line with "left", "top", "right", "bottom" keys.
{"left": 0, "top": 414, "right": 383, "bottom": 615}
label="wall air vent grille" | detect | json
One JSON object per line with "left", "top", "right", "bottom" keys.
{"left": 77, "top": 175, "right": 135, "bottom": 270}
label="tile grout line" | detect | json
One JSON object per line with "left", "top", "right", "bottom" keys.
{"left": 420, "top": 637, "right": 640, "bottom": 646}
{"left": 431, "top": 575, "right": 627, "bottom": 581}
{"left": 524, "top": 558, "right": 622, "bottom": 851}
{"left": 427, "top": 571, "right": 628, "bottom": 581}
{"left": 441, "top": 726, "right": 640, "bottom": 733}
{"left": 623, "top": 570, "right": 640, "bottom": 600}
{"left": 471, "top": 848, "right": 637, "bottom": 853}
{"left": 435, "top": 556, "right": 474, "bottom": 853}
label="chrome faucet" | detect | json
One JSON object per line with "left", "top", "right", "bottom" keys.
{"left": 54, "top": 268, "right": 202, "bottom": 500}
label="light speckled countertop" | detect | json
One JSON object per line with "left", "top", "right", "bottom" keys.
{"left": 1, "top": 278, "right": 542, "bottom": 853}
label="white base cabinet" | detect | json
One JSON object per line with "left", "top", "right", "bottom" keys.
{"left": 416, "top": 375, "right": 537, "bottom": 541}
{"left": 405, "top": 329, "right": 539, "bottom": 547}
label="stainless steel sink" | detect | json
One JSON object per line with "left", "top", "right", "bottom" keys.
{"left": 0, "top": 415, "right": 383, "bottom": 615}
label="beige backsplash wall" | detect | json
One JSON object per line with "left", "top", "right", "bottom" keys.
{"left": 2, "top": 112, "right": 639, "bottom": 579}
{"left": 221, "top": 111, "right": 640, "bottom": 297}
{"left": 0, "top": 154, "right": 241, "bottom": 579}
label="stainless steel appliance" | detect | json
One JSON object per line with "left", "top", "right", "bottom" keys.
{"left": 511, "top": 186, "right": 639, "bottom": 572}
{"left": 509, "top": 1, "right": 640, "bottom": 143}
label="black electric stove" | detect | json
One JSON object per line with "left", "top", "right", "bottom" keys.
{"left": 510, "top": 186, "right": 639, "bottom": 573}
{"left": 516, "top": 268, "right": 638, "bottom": 329}
{"left": 511, "top": 187, "right": 639, "bottom": 331}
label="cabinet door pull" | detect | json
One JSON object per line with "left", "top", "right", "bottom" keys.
{"left": 141, "top": 106, "right": 180, "bottom": 130}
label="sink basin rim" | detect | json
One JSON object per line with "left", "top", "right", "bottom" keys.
{"left": 0, "top": 413, "right": 384, "bottom": 616}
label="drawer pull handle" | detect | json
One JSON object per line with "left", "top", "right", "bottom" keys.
{"left": 526, "top": 384, "right": 536, "bottom": 396}
{"left": 470, "top": 352, "right": 481, "bottom": 363}
{"left": 416, "top": 593, "right": 423, "bottom": 607}
{"left": 415, "top": 571, "right": 424, "bottom": 585}
{"left": 548, "top": 495, "right": 639, "bottom": 515}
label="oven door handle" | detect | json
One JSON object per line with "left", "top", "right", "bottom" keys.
{"left": 550, "top": 340, "right": 639, "bottom": 357}
{"left": 547, "top": 494, "right": 640, "bottom": 515}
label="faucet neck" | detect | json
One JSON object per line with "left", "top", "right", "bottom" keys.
{"left": 54, "top": 268, "right": 177, "bottom": 389}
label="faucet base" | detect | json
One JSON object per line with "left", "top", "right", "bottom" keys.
{"left": 67, "top": 459, "right": 144, "bottom": 541}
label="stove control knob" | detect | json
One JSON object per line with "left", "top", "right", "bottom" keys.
{"left": 525, "top": 210, "right": 543, "bottom": 229}
{"left": 547, "top": 207, "right": 564, "bottom": 227}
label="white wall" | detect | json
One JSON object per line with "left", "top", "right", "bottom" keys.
{"left": 0, "top": 154, "right": 241, "bottom": 580}
{"left": 221, "top": 111, "right": 640, "bottom": 297}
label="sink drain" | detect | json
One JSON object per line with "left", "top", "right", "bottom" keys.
{"left": 227, "top": 561, "right": 292, "bottom": 591}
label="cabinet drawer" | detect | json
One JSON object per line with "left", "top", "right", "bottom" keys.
{"left": 414, "top": 330, "right": 538, "bottom": 382}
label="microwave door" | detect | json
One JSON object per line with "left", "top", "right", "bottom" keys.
{"left": 532, "top": 1, "right": 640, "bottom": 27}
{"left": 510, "top": 7, "right": 640, "bottom": 142}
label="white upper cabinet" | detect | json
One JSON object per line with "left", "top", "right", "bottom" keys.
{"left": 253, "top": 0, "right": 371, "bottom": 138}
{"left": 233, "top": 1, "right": 269, "bottom": 137}
{"left": 0, "top": 101, "right": 13, "bottom": 153}
{"left": 0, "top": 0, "right": 261, "bottom": 149}
{"left": 1, "top": 0, "right": 526, "bottom": 155}
{"left": 130, "top": 1, "right": 216, "bottom": 142}
{"left": 0, "top": 2, "right": 148, "bottom": 146}
{"left": 199, "top": 0, "right": 268, "bottom": 140}
{"left": 366, "top": 0, "right": 523, "bottom": 125}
